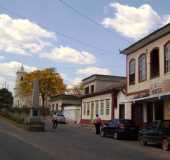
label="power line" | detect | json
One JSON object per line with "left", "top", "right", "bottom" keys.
{"left": 56, "top": 0, "right": 114, "bottom": 34}
{"left": 0, "top": 5, "right": 112, "bottom": 54}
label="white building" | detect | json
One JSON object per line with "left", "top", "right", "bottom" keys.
{"left": 13, "top": 65, "right": 32, "bottom": 108}
{"left": 49, "top": 94, "right": 81, "bottom": 124}
{"left": 80, "top": 74, "right": 126, "bottom": 124}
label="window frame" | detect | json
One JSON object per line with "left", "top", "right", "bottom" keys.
{"left": 164, "top": 41, "right": 170, "bottom": 73}
{"left": 129, "top": 59, "right": 136, "bottom": 85}
{"left": 95, "top": 100, "right": 99, "bottom": 115}
{"left": 150, "top": 47, "right": 160, "bottom": 79}
{"left": 105, "top": 99, "right": 110, "bottom": 115}
{"left": 100, "top": 100, "right": 104, "bottom": 115}
{"left": 138, "top": 53, "right": 147, "bottom": 82}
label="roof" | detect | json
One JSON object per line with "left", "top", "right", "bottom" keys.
{"left": 82, "top": 74, "right": 125, "bottom": 83}
{"left": 50, "top": 94, "right": 81, "bottom": 102}
{"left": 120, "top": 23, "right": 170, "bottom": 55}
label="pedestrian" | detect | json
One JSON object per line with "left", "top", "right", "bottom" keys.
{"left": 94, "top": 114, "right": 102, "bottom": 135}
{"left": 52, "top": 114, "right": 58, "bottom": 129}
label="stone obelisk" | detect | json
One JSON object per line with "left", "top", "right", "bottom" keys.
{"left": 26, "top": 79, "right": 45, "bottom": 131}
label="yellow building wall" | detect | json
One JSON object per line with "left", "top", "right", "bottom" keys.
{"left": 164, "top": 98, "right": 170, "bottom": 120}
{"left": 127, "top": 34, "right": 170, "bottom": 94}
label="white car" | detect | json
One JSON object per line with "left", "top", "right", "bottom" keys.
{"left": 53, "top": 113, "right": 66, "bottom": 124}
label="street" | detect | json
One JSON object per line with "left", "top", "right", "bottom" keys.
{"left": 0, "top": 118, "right": 170, "bottom": 160}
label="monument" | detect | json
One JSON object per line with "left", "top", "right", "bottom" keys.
{"left": 26, "top": 79, "right": 45, "bottom": 131}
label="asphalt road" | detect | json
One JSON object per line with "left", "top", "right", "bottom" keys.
{"left": 0, "top": 118, "right": 170, "bottom": 160}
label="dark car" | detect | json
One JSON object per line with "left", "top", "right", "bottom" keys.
{"left": 100, "top": 119, "right": 138, "bottom": 140}
{"left": 139, "top": 120, "right": 170, "bottom": 151}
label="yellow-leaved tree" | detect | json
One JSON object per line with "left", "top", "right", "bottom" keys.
{"left": 19, "top": 68, "right": 66, "bottom": 110}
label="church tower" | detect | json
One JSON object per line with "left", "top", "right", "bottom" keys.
{"left": 13, "top": 65, "right": 26, "bottom": 108}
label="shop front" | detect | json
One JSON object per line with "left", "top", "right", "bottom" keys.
{"left": 131, "top": 92, "right": 170, "bottom": 128}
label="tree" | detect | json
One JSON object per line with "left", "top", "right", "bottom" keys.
{"left": 19, "top": 68, "right": 66, "bottom": 109}
{"left": 66, "top": 83, "right": 83, "bottom": 96}
{"left": 0, "top": 88, "right": 13, "bottom": 109}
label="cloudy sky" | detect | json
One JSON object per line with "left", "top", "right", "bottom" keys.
{"left": 0, "top": 0, "right": 170, "bottom": 91}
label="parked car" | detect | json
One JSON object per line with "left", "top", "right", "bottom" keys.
{"left": 138, "top": 120, "right": 170, "bottom": 151}
{"left": 100, "top": 119, "right": 138, "bottom": 140}
{"left": 53, "top": 112, "right": 66, "bottom": 124}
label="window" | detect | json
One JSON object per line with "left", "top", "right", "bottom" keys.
{"left": 52, "top": 104, "right": 55, "bottom": 111}
{"left": 106, "top": 99, "right": 110, "bottom": 115}
{"left": 100, "top": 100, "right": 104, "bottom": 115}
{"left": 83, "top": 102, "right": 86, "bottom": 115}
{"left": 138, "top": 54, "right": 147, "bottom": 81}
{"left": 90, "top": 85, "right": 94, "bottom": 94}
{"left": 129, "top": 59, "right": 136, "bottom": 85}
{"left": 150, "top": 48, "right": 159, "bottom": 78}
{"left": 85, "top": 87, "right": 89, "bottom": 94}
{"left": 87, "top": 102, "right": 90, "bottom": 115}
{"left": 95, "top": 100, "right": 99, "bottom": 114}
{"left": 119, "top": 104, "right": 125, "bottom": 119}
{"left": 165, "top": 42, "right": 170, "bottom": 73}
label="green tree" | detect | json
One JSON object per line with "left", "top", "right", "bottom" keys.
{"left": 19, "top": 68, "right": 66, "bottom": 109}
{"left": 0, "top": 88, "right": 13, "bottom": 109}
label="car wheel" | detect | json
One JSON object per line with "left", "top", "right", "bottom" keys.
{"left": 113, "top": 132, "right": 119, "bottom": 140}
{"left": 161, "top": 139, "right": 169, "bottom": 151}
{"left": 100, "top": 130, "right": 105, "bottom": 137}
{"left": 139, "top": 136, "right": 147, "bottom": 146}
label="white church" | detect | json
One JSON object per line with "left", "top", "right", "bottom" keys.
{"left": 13, "top": 65, "right": 32, "bottom": 108}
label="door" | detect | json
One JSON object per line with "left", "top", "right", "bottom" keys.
{"left": 147, "top": 102, "right": 153, "bottom": 124}
{"left": 154, "top": 101, "right": 164, "bottom": 121}
{"left": 132, "top": 103, "right": 143, "bottom": 128}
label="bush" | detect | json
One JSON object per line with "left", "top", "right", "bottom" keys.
{"left": 0, "top": 107, "right": 28, "bottom": 124}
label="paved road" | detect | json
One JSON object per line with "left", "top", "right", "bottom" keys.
{"left": 0, "top": 118, "right": 170, "bottom": 160}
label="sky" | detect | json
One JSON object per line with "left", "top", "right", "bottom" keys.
{"left": 0, "top": 0, "right": 170, "bottom": 92}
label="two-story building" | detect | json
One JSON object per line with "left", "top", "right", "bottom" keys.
{"left": 80, "top": 74, "right": 125, "bottom": 124}
{"left": 121, "top": 23, "right": 170, "bottom": 127}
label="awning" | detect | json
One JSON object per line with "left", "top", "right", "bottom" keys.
{"left": 132, "top": 91, "right": 170, "bottom": 103}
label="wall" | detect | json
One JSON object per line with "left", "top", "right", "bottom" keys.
{"left": 115, "top": 91, "right": 132, "bottom": 120}
{"left": 164, "top": 98, "right": 170, "bottom": 120}
{"left": 63, "top": 106, "right": 81, "bottom": 123}
{"left": 127, "top": 34, "right": 170, "bottom": 95}
{"left": 82, "top": 93, "right": 112, "bottom": 121}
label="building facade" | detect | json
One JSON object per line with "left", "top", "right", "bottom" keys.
{"left": 121, "top": 23, "right": 170, "bottom": 127}
{"left": 49, "top": 94, "right": 81, "bottom": 123}
{"left": 13, "top": 65, "right": 32, "bottom": 108}
{"left": 80, "top": 74, "right": 125, "bottom": 124}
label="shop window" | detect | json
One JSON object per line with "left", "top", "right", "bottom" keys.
{"left": 138, "top": 54, "right": 147, "bottom": 81}
{"left": 129, "top": 59, "right": 136, "bottom": 85}
{"left": 100, "top": 100, "right": 104, "bottom": 115}
{"left": 150, "top": 48, "right": 160, "bottom": 78}
{"left": 165, "top": 42, "right": 170, "bottom": 73}
{"left": 87, "top": 102, "right": 90, "bottom": 115}
{"left": 83, "top": 102, "right": 86, "bottom": 115}
{"left": 95, "top": 100, "right": 99, "bottom": 114}
{"left": 119, "top": 104, "right": 125, "bottom": 119}
{"left": 106, "top": 99, "right": 110, "bottom": 115}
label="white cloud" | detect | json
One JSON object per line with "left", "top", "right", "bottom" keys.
{"left": 77, "top": 67, "right": 111, "bottom": 76}
{"left": 40, "top": 46, "right": 96, "bottom": 64}
{"left": 0, "top": 14, "right": 55, "bottom": 55}
{"left": 0, "top": 61, "right": 37, "bottom": 92}
{"left": 0, "top": 56, "right": 5, "bottom": 60}
{"left": 67, "top": 67, "right": 111, "bottom": 89}
{"left": 102, "top": 3, "right": 170, "bottom": 39}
